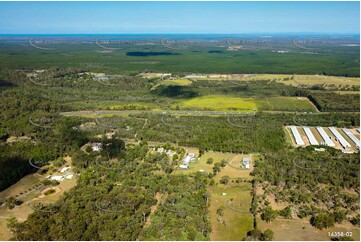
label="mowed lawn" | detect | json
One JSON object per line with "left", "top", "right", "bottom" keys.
{"left": 215, "top": 154, "right": 256, "bottom": 181}
{"left": 174, "top": 151, "right": 236, "bottom": 175}
{"left": 175, "top": 95, "right": 316, "bottom": 112}
{"left": 207, "top": 153, "right": 256, "bottom": 240}
{"left": 255, "top": 96, "right": 316, "bottom": 112}
{"left": 208, "top": 184, "right": 253, "bottom": 241}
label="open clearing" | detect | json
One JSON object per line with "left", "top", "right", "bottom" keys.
{"left": 208, "top": 184, "right": 253, "bottom": 241}
{"left": 187, "top": 74, "right": 360, "bottom": 88}
{"left": 0, "top": 158, "right": 77, "bottom": 241}
{"left": 176, "top": 95, "right": 257, "bottom": 111}
{"left": 175, "top": 95, "right": 316, "bottom": 112}
{"left": 207, "top": 153, "right": 256, "bottom": 240}
{"left": 258, "top": 217, "right": 360, "bottom": 241}
{"left": 174, "top": 151, "right": 236, "bottom": 175}
{"left": 255, "top": 96, "right": 316, "bottom": 112}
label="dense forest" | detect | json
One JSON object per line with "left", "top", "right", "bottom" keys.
{"left": 308, "top": 93, "right": 360, "bottom": 112}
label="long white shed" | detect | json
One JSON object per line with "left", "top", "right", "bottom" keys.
{"left": 303, "top": 127, "right": 318, "bottom": 145}
{"left": 289, "top": 126, "right": 305, "bottom": 145}
{"left": 342, "top": 128, "right": 360, "bottom": 148}
{"left": 329, "top": 127, "right": 351, "bottom": 150}
{"left": 316, "top": 127, "right": 335, "bottom": 147}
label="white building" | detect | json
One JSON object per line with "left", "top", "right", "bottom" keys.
{"left": 329, "top": 127, "right": 351, "bottom": 150}
{"left": 182, "top": 153, "right": 196, "bottom": 166}
{"left": 64, "top": 174, "right": 74, "bottom": 179}
{"left": 342, "top": 128, "right": 360, "bottom": 149}
{"left": 156, "top": 147, "right": 164, "bottom": 153}
{"left": 289, "top": 126, "right": 305, "bottom": 145}
{"left": 183, "top": 155, "right": 191, "bottom": 165}
{"left": 50, "top": 175, "right": 64, "bottom": 181}
{"left": 303, "top": 127, "right": 318, "bottom": 145}
{"left": 242, "top": 157, "right": 250, "bottom": 169}
{"left": 316, "top": 127, "right": 335, "bottom": 147}
{"left": 60, "top": 166, "right": 71, "bottom": 173}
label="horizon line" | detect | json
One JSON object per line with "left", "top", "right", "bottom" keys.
{"left": 0, "top": 32, "right": 359, "bottom": 35}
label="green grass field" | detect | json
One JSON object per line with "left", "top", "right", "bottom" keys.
{"left": 208, "top": 184, "right": 253, "bottom": 241}
{"left": 257, "top": 217, "right": 360, "bottom": 241}
{"left": 255, "top": 96, "right": 316, "bottom": 112}
{"left": 174, "top": 151, "right": 236, "bottom": 175}
{"left": 174, "top": 95, "right": 316, "bottom": 112}
{"left": 175, "top": 95, "right": 257, "bottom": 111}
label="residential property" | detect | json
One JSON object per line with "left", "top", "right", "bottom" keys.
{"left": 329, "top": 127, "right": 351, "bottom": 150}
{"left": 64, "top": 174, "right": 74, "bottom": 179}
{"left": 179, "top": 164, "right": 188, "bottom": 169}
{"left": 156, "top": 147, "right": 164, "bottom": 153}
{"left": 183, "top": 155, "right": 191, "bottom": 166}
{"left": 316, "top": 127, "right": 335, "bottom": 147}
{"left": 166, "top": 149, "right": 176, "bottom": 156}
{"left": 289, "top": 126, "right": 305, "bottom": 145}
{"left": 242, "top": 157, "right": 250, "bottom": 169}
{"left": 303, "top": 127, "right": 318, "bottom": 145}
{"left": 182, "top": 153, "right": 196, "bottom": 166}
{"left": 60, "top": 166, "right": 71, "bottom": 173}
{"left": 50, "top": 175, "right": 64, "bottom": 181}
{"left": 342, "top": 128, "right": 360, "bottom": 149}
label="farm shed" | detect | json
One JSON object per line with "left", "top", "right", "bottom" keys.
{"left": 342, "top": 128, "right": 360, "bottom": 149}
{"left": 303, "top": 127, "right": 318, "bottom": 145}
{"left": 329, "top": 127, "right": 351, "bottom": 150}
{"left": 289, "top": 126, "right": 305, "bottom": 145}
{"left": 316, "top": 127, "right": 335, "bottom": 147}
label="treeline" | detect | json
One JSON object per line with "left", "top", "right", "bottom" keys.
{"left": 0, "top": 69, "right": 28, "bottom": 86}
{"left": 0, "top": 144, "right": 36, "bottom": 191}
{"left": 308, "top": 92, "right": 360, "bottom": 112}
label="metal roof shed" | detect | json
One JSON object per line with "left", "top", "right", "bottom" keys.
{"left": 289, "top": 126, "right": 305, "bottom": 145}
{"left": 303, "top": 127, "right": 318, "bottom": 145}
{"left": 329, "top": 127, "right": 351, "bottom": 150}
{"left": 316, "top": 127, "right": 335, "bottom": 147}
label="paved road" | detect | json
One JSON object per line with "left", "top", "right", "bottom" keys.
{"left": 60, "top": 109, "right": 359, "bottom": 117}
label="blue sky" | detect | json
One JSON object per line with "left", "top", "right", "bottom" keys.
{"left": 0, "top": 1, "right": 359, "bottom": 34}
